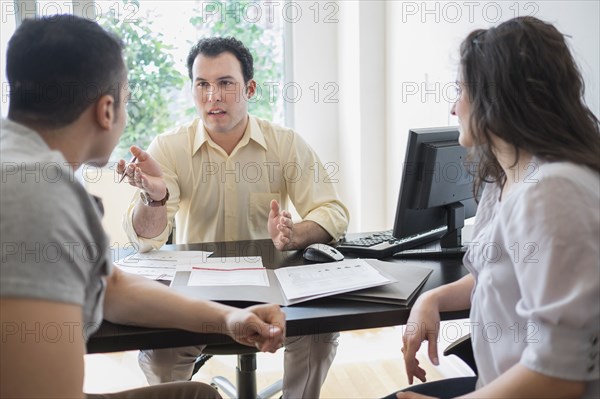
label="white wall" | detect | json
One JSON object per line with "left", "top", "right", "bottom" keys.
{"left": 292, "top": 1, "right": 389, "bottom": 234}
{"left": 294, "top": 1, "right": 599, "bottom": 233}
{"left": 291, "top": 1, "right": 340, "bottom": 167}
{"left": 83, "top": 165, "right": 137, "bottom": 246}
{"left": 337, "top": 1, "right": 387, "bottom": 233}
{"left": 382, "top": 0, "right": 600, "bottom": 226}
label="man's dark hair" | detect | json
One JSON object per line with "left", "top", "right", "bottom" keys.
{"left": 6, "top": 14, "right": 126, "bottom": 128}
{"left": 186, "top": 37, "right": 254, "bottom": 83}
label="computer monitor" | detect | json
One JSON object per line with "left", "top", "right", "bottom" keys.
{"left": 392, "top": 126, "right": 477, "bottom": 252}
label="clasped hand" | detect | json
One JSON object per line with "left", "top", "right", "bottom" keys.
{"left": 225, "top": 304, "right": 286, "bottom": 353}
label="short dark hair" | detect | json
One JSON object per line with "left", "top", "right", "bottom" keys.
{"left": 459, "top": 16, "right": 600, "bottom": 195}
{"left": 186, "top": 36, "right": 253, "bottom": 83}
{"left": 6, "top": 15, "right": 126, "bottom": 128}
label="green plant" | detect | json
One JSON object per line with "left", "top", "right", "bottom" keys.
{"left": 100, "top": 2, "right": 186, "bottom": 159}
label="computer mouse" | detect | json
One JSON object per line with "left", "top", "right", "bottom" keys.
{"left": 302, "top": 243, "right": 345, "bottom": 263}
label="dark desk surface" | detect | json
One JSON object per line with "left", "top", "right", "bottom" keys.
{"left": 88, "top": 239, "right": 469, "bottom": 354}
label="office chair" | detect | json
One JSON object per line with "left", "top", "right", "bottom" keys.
{"left": 391, "top": 334, "right": 478, "bottom": 398}
{"left": 193, "top": 343, "right": 283, "bottom": 399}
{"left": 443, "top": 333, "right": 478, "bottom": 375}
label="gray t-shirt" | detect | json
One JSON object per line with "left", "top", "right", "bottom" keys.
{"left": 0, "top": 119, "right": 112, "bottom": 340}
{"left": 464, "top": 159, "right": 599, "bottom": 398}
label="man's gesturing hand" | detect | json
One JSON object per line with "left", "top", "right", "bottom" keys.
{"left": 117, "top": 145, "right": 167, "bottom": 202}
{"left": 267, "top": 200, "right": 294, "bottom": 250}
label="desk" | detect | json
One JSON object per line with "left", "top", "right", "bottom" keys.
{"left": 88, "top": 239, "right": 469, "bottom": 354}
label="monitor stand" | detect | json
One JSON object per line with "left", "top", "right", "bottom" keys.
{"left": 393, "top": 203, "right": 466, "bottom": 259}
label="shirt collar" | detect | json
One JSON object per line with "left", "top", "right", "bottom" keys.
{"left": 1, "top": 118, "right": 57, "bottom": 155}
{"left": 247, "top": 116, "right": 268, "bottom": 150}
{"left": 192, "top": 115, "right": 268, "bottom": 155}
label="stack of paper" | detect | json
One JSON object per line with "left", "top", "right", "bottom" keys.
{"left": 274, "top": 259, "right": 393, "bottom": 303}
{"left": 115, "top": 250, "right": 213, "bottom": 281}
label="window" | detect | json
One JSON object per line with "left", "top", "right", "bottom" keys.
{"left": 95, "top": 0, "right": 288, "bottom": 159}
{"left": 1, "top": 0, "right": 288, "bottom": 158}
{"left": 1, "top": 2, "right": 18, "bottom": 118}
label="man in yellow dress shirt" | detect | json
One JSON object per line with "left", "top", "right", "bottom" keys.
{"left": 120, "top": 37, "right": 350, "bottom": 398}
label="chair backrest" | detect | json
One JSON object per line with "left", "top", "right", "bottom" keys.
{"left": 443, "top": 334, "right": 478, "bottom": 375}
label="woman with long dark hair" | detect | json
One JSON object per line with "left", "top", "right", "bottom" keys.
{"left": 388, "top": 16, "right": 599, "bottom": 399}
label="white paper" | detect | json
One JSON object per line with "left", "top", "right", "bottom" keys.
{"left": 115, "top": 250, "right": 213, "bottom": 281}
{"left": 188, "top": 257, "right": 269, "bottom": 287}
{"left": 115, "top": 264, "right": 177, "bottom": 280}
{"left": 274, "top": 259, "right": 392, "bottom": 301}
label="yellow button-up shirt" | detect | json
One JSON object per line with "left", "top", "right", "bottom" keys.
{"left": 124, "top": 116, "right": 349, "bottom": 252}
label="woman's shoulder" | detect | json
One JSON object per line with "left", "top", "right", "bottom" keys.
{"left": 503, "top": 160, "right": 599, "bottom": 224}
{"left": 528, "top": 161, "right": 599, "bottom": 199}
{"left": 499, "top": 161, "right": 599, "bottom": 246}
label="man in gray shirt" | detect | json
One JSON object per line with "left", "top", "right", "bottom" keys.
{"left": 0, "top": 15, "right": 285, "bottom": 399}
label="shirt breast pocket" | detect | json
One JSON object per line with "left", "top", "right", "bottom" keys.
{"left": 248, "top": 192, "right": 281, "bottom": 238}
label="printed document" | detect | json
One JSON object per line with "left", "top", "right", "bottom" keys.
{"left": 188, "top": 256, "right": 269, "bottom": 287}
{"left": 115, "top": 250, "right": 213, "bottom": 281}
{"left": 172, "top": 258, "right": 394, "bottom": 305}
{"left": 274, "top": 259, "right": 392, "bottom": 301}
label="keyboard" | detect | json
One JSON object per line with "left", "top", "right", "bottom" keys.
{"left": 336, "top": 227, "right": 446, "bottom": 259}
{"left": 392, "top": 247, "right": 466, "bottom": 259}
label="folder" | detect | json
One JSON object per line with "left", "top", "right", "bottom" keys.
{"left": 336, "top": 259, "right": 433, "bottom": 306}
{"left": 170, "top": 258, "right": 396, "bottom": 306}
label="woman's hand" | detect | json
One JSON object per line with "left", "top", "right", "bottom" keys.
{"left": 402, "top": 293, "right": 442, "bottom": 384}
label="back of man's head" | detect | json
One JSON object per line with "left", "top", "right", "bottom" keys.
{"left": 186, "top": 36, "right": 254, "bottom": 83}
{"left": 6, "top": 15, "right": 125, "bottom": 128}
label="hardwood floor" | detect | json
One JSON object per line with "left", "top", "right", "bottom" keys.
{"left": 84, "top": 325, "right": 473, "bottom": 398}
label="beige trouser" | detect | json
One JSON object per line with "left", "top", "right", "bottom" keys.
{"left": 138, "top": 333, "right": 340, "bottom": 399}
{"left": 87, "top": 381, "right": 222, "bottom": 398}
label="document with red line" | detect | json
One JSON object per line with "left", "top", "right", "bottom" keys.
{"left": 171, "top": 257, "right": 396, "bottom": 306}
{"left": 188, "top": 257, "right": 269, "bottom": 287}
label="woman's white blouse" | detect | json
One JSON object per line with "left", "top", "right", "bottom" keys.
{"left": 463, "top": 160, "right": 599, "bottom": 398}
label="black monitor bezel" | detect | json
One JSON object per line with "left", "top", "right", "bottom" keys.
{"left": 392, "top": 126, "right": 477, "bottom": 242}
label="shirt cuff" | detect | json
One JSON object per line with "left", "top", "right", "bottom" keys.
{"left": 520, "top": 320, "right": 599, "bottom": 381}
{"left": 304, "top": 203, "right": 349, "bottom": 242}
{"left": 122, "top": 199, "right": 171, "bottom": 253}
